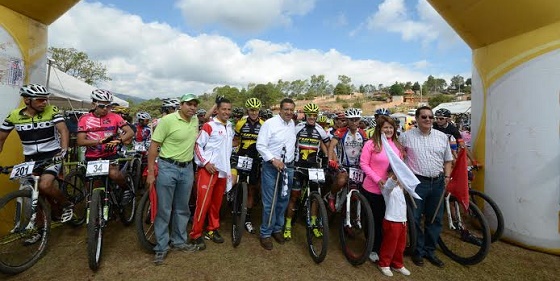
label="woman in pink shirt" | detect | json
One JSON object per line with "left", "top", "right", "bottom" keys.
{"left": 360, "top": 115, "right": 403, "bottom": 262}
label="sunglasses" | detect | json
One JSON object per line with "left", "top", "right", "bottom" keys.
{"left": 96, "top": 103, "right": 112, "bottom": 109}
{"left": 420, "top": 115, "right": 435, "bottom": 120}
{"left": 436, "top": 117, "right": 446, "bottom": 120}
{"left": 307, "top": 114, "right": 318, "bottom": 118}
{"left": 32, "top": 98, "right": 49, "bottom": 103}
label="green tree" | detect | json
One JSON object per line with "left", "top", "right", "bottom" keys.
{"left": 290, "top": 79, "right": 308, "bottom": 98}
{"left": 389, "top": 82, "right": 405, "bottom": 96}
{"left": 428, "top": 94, "right": 455, "bottom": 108}
{"left": 49, "top": 47, "right": 111, "bottom": 85}
{"left": 307, "top": 74, "right": 330, "bottom": 98}
{"left": 412, "top": 81, "right": 421, "bottom": 92}
{"left": 338, "top": 74, "right": 352, "bottom": 86}
{"left": 450, "top": 75, "right": 465, "bottom": 91}
{"left": 333, "top": 83, "right": 351, "bottom": 96}
{"left": 249, "top": 83, "right": 283, "bottom": 108}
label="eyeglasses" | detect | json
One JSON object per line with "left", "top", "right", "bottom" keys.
{"left": 420, "top": 115, "right": 434, "bottom": 120}
{"left": 96, "top": 103, "right": 112, "bottom": 109}
{"left": 307, "top": 114, "right": 318, "bottom": 118}
{"left": 347, "top": 118, "right": 360, "bottom": 122}
{"left": 32, "top": 98, "right": 48, "bottom": 103}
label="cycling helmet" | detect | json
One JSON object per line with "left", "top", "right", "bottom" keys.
{"left": 259, "top": 109, "right": 273, "bottom": 119}
{"left": 344, "top": 108, "right": 362, "bottom": 118}
{"left": 245, "top": 98, "right": 262, "bottom": 109}
{"left": 233, "top": 107, "right": 244, "bottom": 117}
{"left": 196, "top": 109, "right": 207, "bottom": 116}
{"left": 162, "top": 98, "right": 180, "bottom": 108}
{"left": 367, "top": 118, "right": 376, "bottom": 128}
{"left": 317, "top": 115, "right": 328, "bottom": 123}
{"left": 136, "top": 111, "right": 151, "bottom": 120}
{"left": 435, "top": 108, "right": 451, "bottom": 118}
{"left": 20, "top": 84, "right": 50, "bottom": 97}
{"left": 375, "top": 108, "right": 391, "bottom": 116}
{"left": 91, "top": 89, "right": 113, "bottom": 102}
{"left": 303, "top": 103, "right": 319, "bottom": 114}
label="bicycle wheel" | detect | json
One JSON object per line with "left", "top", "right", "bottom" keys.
{"left": 231, "top": 182, "right": 247, "bottom": 247}
{"left": 404, "top": 203, "right": 417, "bottom": 256}
{"left": 339, "top": 191, "right": 374, "bottom": 266}
{"left": 305, "top": 192, "right": 329, "bottom": 263}
{"left": 119, "top": 173, "right": 136, "bottom": 226}
{"left": 87, "top": 189, "right": 104, "bottom": 271}
{"left": 469, "top": 189, "right": 504, "bottom": 243}
{"left": 135, "top": 191, "right": 156, "bottom": 253}
{"left": 438, "top": 196, "right": 491, "bottom": 265}
{"left": 61, "top": 170, "right": 87, "bottom": 226}
{"left": 0, "top": 190, "right": 51, "bottom": 274}
{"left": 131, "top": 157, "right": 143, "bottom": 191}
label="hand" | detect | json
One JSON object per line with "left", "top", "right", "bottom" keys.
{"left": 378, "top": 180, "right": 386, "bottom": 187}
{"left": 444, "top": 176, "right": 451, "bottom": 187}
{"left": 100, "top": 135, "right": 116, "bottom": 144}
{"left": 472, "top": 160, "right": 481, "bottom": 169}
{"left": 271, "top": 159, "right": 285, "bottom": 172}
{"left": 53, "top": 149, "right": 67, "bottom": 162}
{"left": 146, "top": 174, "right": 156, "bottom": 188}
{"left": 105, "top": 139, "right": 121, "bottom": 148}
{"left": 328, "top": 160, "right": 339, "bottom": 169}
{"left": 205, "top": 162, "right": 217, "bottom": 174}
{"left": 215, "top": 95, "right": 225, "bottom": 104}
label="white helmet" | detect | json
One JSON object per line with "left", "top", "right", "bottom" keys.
{"left": 20, "top": 84, "right": 50, "bottom": 97}
{"left": 162, "top": 98, "right": 180, "bottom": 108}
{"left": 344, "top": 108, "right": 362, "bottom": 118}
{"left": 136, "top": 111, "right": 151, "bottom": 120}
{"left": 91, "top": 89, "right": 113, "bottom": 102}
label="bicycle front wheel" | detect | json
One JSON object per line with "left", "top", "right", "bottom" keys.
{"left": 438, "top": 196, "right": 491, "bottom": 265}
{"left": 119, "top": 173, "right": 137, "bottom": 226}
{"left": 0, "top": 190, "right": 51, "bottom": 274}
{"left": 131, "top": 157, "right": 143, "bottom": 191}
{"left": 305, "top": 192, "right": 329, "bottom": 263}
{"left": 339, "top": 191, "right": 374, "bottom": 266}
{"left": 135, "top": 191, "right": 156, "bottom": 253}
{"left": 231, "top": 182, "right": 247, "bottom": 247}
{"left": 87, "top": 189, "right": 104, "bottom": 271}
{"left": 61, "top": 170, "right": 87, "bottom": 226}
{"left": 469, "top": 189, "right": 504, "bottom": 243}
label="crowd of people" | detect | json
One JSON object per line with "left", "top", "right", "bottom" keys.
{"left": 0, "top": 83, "right": 478, "bottom": 277}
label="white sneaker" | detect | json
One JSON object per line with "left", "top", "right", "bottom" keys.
{"left": 392, "top": 266, "right": 411, "bottom": 276}
{"left": 369, "top": 251, "right": 379, "bottom": 262}
{"left": 378, "top": 266, "right": 393, "bottom": 277}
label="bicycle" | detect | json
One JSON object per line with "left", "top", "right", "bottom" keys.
{"left": 85, "top": 158, "right": 136, "bottom": 271}
{"left": 0, "top": 159, "right": 86, "bottom": 274}
{"left": 228, "top": 155, "right": 254, "bottom": 247}
{"left": 437, "top": 192, "right": 491, "bottom": 265}
{"left": 468, "top": 166, "right": 504, "bottom": 243}
{"left": 329, "top": 165, "right": 374, "bottom": 266}
{"left": 292, "top": 165, "right": 329, "bottom": 263}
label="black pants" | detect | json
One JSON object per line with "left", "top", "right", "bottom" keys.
{"left": 361, "top": 189, "right": 386, "bottom": 253}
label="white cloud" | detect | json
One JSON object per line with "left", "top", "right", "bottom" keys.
{"left": 49, "top": 1, "right": 452, "bottom": 99}
{"left": 174, "top": 0, "right": 316, "bottom": 33}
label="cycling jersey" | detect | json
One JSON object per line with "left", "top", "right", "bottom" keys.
{"left": 133, "top": 123, "right": 151, "bottom": 151}
{"left": 1, "top": 105, "right": 64, "bottom": 156}
{"left": 433, "top": 122, "right": 463, "bottom": 149}
{"left": 235, "top": 116, "right": 264, "bottom": 159}
{"left": 333, "top": 127, "right": 368, "bottom": 166}
{"left": 294, "top": 122, "right": 329, "bottom": 166}
{"left": 77, "top": 112, "right": 127, "bottom": 159}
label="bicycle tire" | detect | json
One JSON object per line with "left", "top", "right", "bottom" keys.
{"left": 131, "top": 157, "right": 143, "bottom": 191}
{"left": 404, "top": 203, "right": 417, "bottom": 256}
{"left": 0, "top": 190, "right": 51, "bottom": 275}
{"left": 119, "top": 173, "right": 136, "bottom": 226}
{"left": 339, "top": 191, "right": 374, "bottom": 266}
{"left": 87, "top": 189, "right": 104, "bottom": 271}
{"left": 135, "top": 191, "right": 156, "bottom": 253}
{"left": 469, "top": 189, "right": 504, "bottom": 243}
{"left": 305, "top": 192, "right": 329, "bottom": 263}
{"left": 231, "top": 182, "right": 248, "bottom": 247}
{"left": 61, "top": 170, "right": 87, "bottom": 226}
{"left": 438, "top": 196, "right": 491, "bottom": 265}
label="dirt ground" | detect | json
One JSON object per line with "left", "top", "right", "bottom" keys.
{"left": 2, "top": 207, "right": 559, "bottom": 281}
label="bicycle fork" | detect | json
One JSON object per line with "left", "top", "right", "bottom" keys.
{"left": 24, "top": 176, "right": 41, "bottom": 231}
{"left": 344, "top": 189, "right": 361, "bottom": 229}
{"left": 445, "top": 194, "right": 463, "bottom": 230}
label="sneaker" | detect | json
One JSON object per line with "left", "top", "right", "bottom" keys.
{"left": 312, "top": 228, "right": 323, "bottom": 238}
{"left": 369, "top": 251, "right": 380, "bottom": 262}
{"left": 378, "top": 266, "right": 393, "bottom": 277}
{"left": 244, "top": 221, "right": 255, "bottom": 234}
{"left": 171, "top": 243, "right": 196, "bottom": 252}
{"left": 121, "top": 189, "right": 134, "bottom": 206}
{"left": 204, "top": 230, "right": 224, "bottom": 244}
{"left": 283, "top": 226, "right": 292, "bottom": 240}
{"left": 391, "top": 266, "right": 411, "bottom": 276}
{"left": 260, "top": 237, "right": 273, "bottom": 250}
{"left": 60, "top": 204, "right": 74, "bottom": 223}
{"left": 153, "top": 251, "right": 166, "bottom": 265}
{"left": 191, "top": 236, "right": 206, "bottom": 251}
{"left": 23, "top": 232, "right": 42, "bottom": 246}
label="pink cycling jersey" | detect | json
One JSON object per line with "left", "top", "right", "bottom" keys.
{"left": 78, "top": 112, "right": 127, "bottom": 159}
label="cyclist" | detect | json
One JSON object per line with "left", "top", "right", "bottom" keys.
{"left": 283, "top": 103, "right": 329, "bottom": 240}
{"left": 317, "top": 115, "right": 329, "bottom": 131}
{"left": 133, "top": 111, "right": 152, "bottom": 152}
{"left": 259, "top": 109, "right": 273, "bottom": 121}
{"left": 76, "top": 89, "right": 134, "bottom": 198}
{"left": 152, "top": 98, "right": 180, "bottom": 130}
{"left": 197, "top": 109, "right": 207, "bottom": 129}
{"left": 328, "top": 111, "right": 347, "bottom": 139}
{"left": 231, "top": 107, "right": 244, "bottom": 124}
{"left": 326, "top": 108, "right": 368, "bottom": 211}
{"left": 232, "top": 97, "right": 264, "bottom": 234}
{"left": 433, "top": 108, "right": 479, "bottom": 166}
{"left": 0, "top": 84, "right": 74, "bottom": 234}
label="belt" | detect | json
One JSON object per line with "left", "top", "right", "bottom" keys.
{"left": 284, "top": 160, "right": 295, "bottom": 166}
{"left": 415, "top": 174, "right": 443, "bottom": 181}
{"left": 159, "top": 157, "right": 191, "bottom": 168}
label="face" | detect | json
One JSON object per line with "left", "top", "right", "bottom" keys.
{"left": 28, "top": 97, "right": 49, "bottom": 112}
{"left": 381, "top": 122, "right": 395, "bottom": 138}
{"left": 247, "top": 108, "right": 259, "bottom": 120}
{"left": 416, "top": 109, "right": 434, "bottom": 130}
{"left": 280, "top": 102, "right": 295, "bottom": 122}
{"left": 180, "top": 101, "right": 198, "bottom": 118}
{"left": 216, "top": 102, "right": 232, "bottom": 123}
{"left": 435, "top": 115, "right": 448, "bottom": 126}
{"left": 335, "top": 118, "right": 347, "bottom": 128}
{"left": 306, "top": 113, "right": 318, "bottom": 126}
{"left": 358, "top": 121, "right": 367, "bottom": 129}
{"left": 93, "top": 101, "right": 112, "bottom": 116}
{"left": 140, "top": 119, "right": 150, "bottom": 126}
{"left": 347, "top": 117, "right": 360, "bottom": 130}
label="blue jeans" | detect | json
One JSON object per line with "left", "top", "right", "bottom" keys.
{"left": 260, "top": 162, "right": 293, "bottom": 237}
{"left": 153, "top": 160, "right": 194, "bottom": 253}
{"left": 413, "top": 176, "right": 445, "bottom": 258}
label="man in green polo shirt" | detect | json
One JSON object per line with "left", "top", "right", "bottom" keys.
{"left": 146, "top": 93, "right": 200, "bottom": 265}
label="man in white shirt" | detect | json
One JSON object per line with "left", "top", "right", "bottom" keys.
{"left": 256, "top": 98, "right": 297, "bottom": 250}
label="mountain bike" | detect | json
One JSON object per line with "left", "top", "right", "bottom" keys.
{"left": 0, "top": 160, "right": 86, "bottom": 274}
{"left": 229, "top": 155, "right": 254, "bottom": 247}
{"left": 437, "top": 193, "right": 491, "bottom": 265}
{"left": 329, "top": 165, "right": 374, "bottom": 266}
{"left": 293, "top": 165, "right": 329, "bottom": 263}
{"left": 85, "top": 158, "right": 136, "bottom": 271}
{"left": 468, "top": 166, "right": 504, "bottom": 242}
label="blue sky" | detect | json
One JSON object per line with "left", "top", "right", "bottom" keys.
{"left": 49, "top": 0, "right": 471, "bottom": 98}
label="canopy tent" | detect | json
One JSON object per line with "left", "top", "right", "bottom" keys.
{"left": 47, "top": 66, "right": 128, "bottom": 109}
{"left": 432, "top": 101, "right": 471, "bottom": 114}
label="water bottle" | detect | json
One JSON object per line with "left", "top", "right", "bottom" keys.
{"left": 103, "top": 205, "right": 109, "bottom": 221}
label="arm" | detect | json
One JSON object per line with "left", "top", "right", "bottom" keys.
{"left": 194, "top": 123, "right": 216, "bottom": 173}
{"left": 145, "top": 140, "right": 161, "bottom": 188}
{"left": 119, "top": 123, "right": 134, "bottom": 144}
{"left": 54, "top": 122, "right": 70, "bottom": 151}
{"left": 359, "top": 141, "right": 384, "bottom": 185}
{"left": 256, "top": 122, "right": 274, "bottom": 162}
{"left": 0, "top": 130, "right": 10, "bottom": 153}
{"left": 76, "top": 132, "right": 101, "bottom": 147}
{"left": 327, "top": 138, "right": 339, "bottom": 162}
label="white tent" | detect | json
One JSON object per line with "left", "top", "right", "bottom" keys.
{"left": 432, "top": 100, "right": 471, "bottom": 114}
{"left": 47, "top": 66, "right": 128, "bottom": 109}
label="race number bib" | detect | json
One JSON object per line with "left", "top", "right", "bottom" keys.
{"left": 86, "top": 160, "right": 110, "bottom": 177}
{"left": 348, "top": 167, "right": 364, "bottom": 183}
{"left": 308, "top": 168, "right": 325, "bottom": 182}
{"left": 236, "top": 156, "right": 253, "bottom": 171}
{"left": 10, "top": 162, "right": 35, "bottom": 180}
{"left": 134, "top": 142, "right": 146, "bottom": 152}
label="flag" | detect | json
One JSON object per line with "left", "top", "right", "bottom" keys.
{"left": 281, "top": 169, "right": 289, "bottom": 197}
{"left": 447, "top": 148, "right": 470, "bottom": 210}
{"left": 381, "top": 134, "right": 421, "bottom": 200}
{"left": 143, "top": 164, "right": 159, "bottom": 223}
